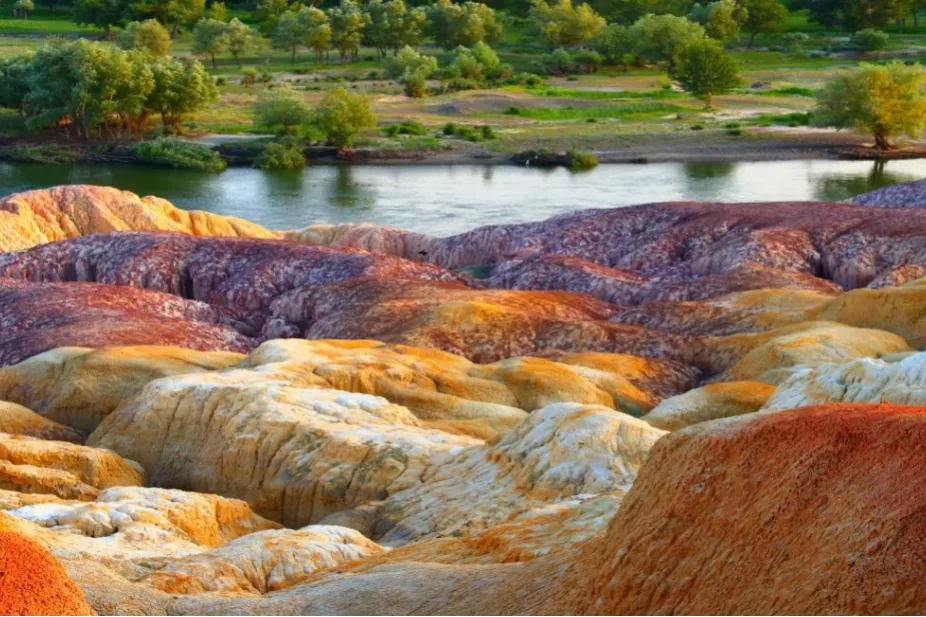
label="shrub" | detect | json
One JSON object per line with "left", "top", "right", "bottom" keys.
{"left": 241, "top": 68, "right": 258, "bottom": 86}
{"left": 690, "top": 124, "right": 705, "bottom": 130}
{"left": 215, "top": 77, "right": 227, "bottom": 86}
{"left": 254, "top": 140, "right": 307, "bottom": 169}
{"left": 259, "top": 70, "right": 274, "bottom": 83}
{"left": 480, "top": 125, "right": 496, "bottom": 140}
{"left": 131, "top": 138, "right": 226, "bottom": 172}
{"left": 504, "top": 72, "right": 544, "bottom": 87}
{"left": 385, "top": 120, "right": 428, "bottom": 136}
{"left": 566, "top": 149, "right": 598, "bottom": 170}
{"left": 572, "top": 49, "right": 602, "bottom": 73}
{"left": 443, "top": 77, "right": 480, "bottom": 92}
{"left": 253, "top": 86, "right": 311, "bottom": 134}
{"left": 851, "top": 29, "right": 889, "bottom": 52}
{"left": 316, "top": 86, "right": 377, "bottom": 149}
{"left": 538, "top": 48, "right": 574, "bottom": 75}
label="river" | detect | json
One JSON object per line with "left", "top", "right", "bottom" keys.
{"left": 1, "top": 159, "right": 923, "bottom": 236}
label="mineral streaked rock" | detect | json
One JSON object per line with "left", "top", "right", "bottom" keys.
{"left": 643, "top": 381, "right": 776, "bottom": 430}
{"left": 0, "top": 185, "right": 277, "bottom": 252}
{"left": 0, "top": 401, "right": 83, "bottom": 443}
{"left": 557, "top": 404, "right": 926, "bottom": 614}
{"left": 852, "top": 177, "right": 926, "bottom": 208}
{"left": 88, "top": 371, "right": 480, "bottom": 527}
{"left": 0, "top": 527, "right": 95, "bottom": 615}
{"left": 326, "top": 403, "right": 666, "bottom": 546}
{"left": 0, "top": 433, "right": 144, "bottom": 501}
{"left": 762, "top": 350, "right": 926, "bottom": 412}
{"left": 0, "top": 280, "right": 253, "bottom": 367}
{"left": 0, "top": 346, "right": 244, "bottom": 433}
{"left": 139, "top": 525, "right": 384, "bottom": 595}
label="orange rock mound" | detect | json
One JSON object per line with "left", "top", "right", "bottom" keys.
{"left": 0, "top": 530, "right": 95, "bottom": 615}
{"left": 559, "top": 403, "right": 926, "bottom": 615}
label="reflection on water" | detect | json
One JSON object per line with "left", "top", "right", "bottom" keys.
{"left": 0, "top": 159, "right": 923, "bottom": 235}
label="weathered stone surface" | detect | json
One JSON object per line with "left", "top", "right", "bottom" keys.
{"left": 557, "top": 404, "right": 926, "bottom": 614}
{"left": 0, "top": 346, "right": 244, "bottom": 433}
{"left": 0, "top": 401, "right": 83, "bottom": 443}
{"left": 0, "top": 279, "right": 252, "bottom": 367}
{"left": 0, "top": 185, "right": 277, "bottom": 252}
{"left": 643, "top": 381, "right": 776, "bottom": 430}
{"left": 325, "top": 403, "right": 665, "bottom": 546}
{"left": 762, "top": 350, "right": 926, "bottom": 412}
{"left": 139, "top": 525, "right": 384, "bottom": 595}
{"left": 89, "top": 370, "right": 479, "bottom": 528}
{"left": 0, "top": 433, "right": 143, "bottom": 501}
{"left": 0, "top": 231, "right": 466, "bottom": 336}
{"left": 0, "top": 526, "right": 95, "bottom": 615}
{"left": 852, "top": 177, "right": 926, "bottom": 208}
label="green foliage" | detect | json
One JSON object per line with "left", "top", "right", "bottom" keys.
{"left": 538, "top": 47, "right": 574, "bottom": 74}
{"left": 384, "top": 119, "right": 427, "bottom": 136}
{"left": 207, "top": 1, "right": 226, "bottom": 20}
{"left": 364, "top": 0, "right": 427, "bottom": 57}
{"left": 72, "top": 0, "right": 129, "bottom": 36}
{"left": 449, "top": 42, "right": 501, "bottom": 81}
{"left": 272, "top": 7, "right": 331, "bottom": 64}
{"left": 13, "top": 0, "right": 33, "bottom": 17}
{"left": 241, "top": 67, "right": 258, "bottom": 86}
{"left": 426, "top": 0, "right": 503, "bottom": 49}
{"left": 225, "top": 18, "right": 260, "bottom": 67}
{"left": 253, "top": 85, "right": 311, "bottom": 133}
{"left": 782, "top": 31, "right": 809, "bottom": 51}
{"left": 814, "top": 62, "right": 926, "bottom": 150}
{"left": 253, "top": 0, "right": 290, "bottom": 34}
{"left": 0, "top": 52, "right": 32, "bottom": 112}
{"left": 385, "top": 45, "right": 438, "bottom": 97}
{"left": 118, "top": 19, "right": 171, "bottom": 56}
{"left": 254, "top": 139, "right": 306, "bottom": 169}
{"left": 315, "top": 86, "right": 376, "bottom": 148}
{"left": 566, "top": 149, "right": 598, "bottom": 169}
{"left": 807, "top": 0, "right": 909, "bottom": 30}
{"left": 740, "top": 0, "right": 787, "bottom": 47}
{"left": 327, "top": 0, "right": 370, "bottom": 62}
{"left": 441, "top": 121, "right": 495, "bottom": 141}
{"left": 132, "top": 138, "right": 226, "bottom": 171}
{"left": 192, "top": 18, "right": 228, "bottom": 68}
{"left": 504, "top": 101, "right": 683, "bottom": 120}
{"left": 529, "top": 0, "right": 606, "bottom": 47}
{"left": 147, "top": 55, "right": 218, "bottom": 131}
{"left": 592, "top": 0, "right": 692, "bottom": 25}
{"left": 591, "top": 23, "right": 635, "bottom": 67}
{"left": 630, "top": 14, "right": 706, "bottom": 70}
{"left": 671, "top": 37, "right": 741, "bottom": 107}
{"left": 688, "top": 0, "right": 747, "bottom": 41}
{"left": 851, "top": 29, "right": 889, "bottom": 52}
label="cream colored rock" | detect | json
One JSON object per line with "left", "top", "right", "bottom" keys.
{"left": 89, "top": 370, "right": 479, "bottom": 528}
{"left": 326, "top": 403, "right": 666, "bottom": 546}
{"left": 763, "top": 351, "right": 926, "bottom": 412}
{"left": 644, "top": 382, "right": 776, "bottom": 431}
{"left": 0, "top": 433, "right": 143, "bottom": 500}
{"left": 706, "top": 321, "right": 910, "bottom": 384}
{"left": 140, "top": 525, "right": 384, "bottom": 595}
{"left": 0, "top": 346, "right": 244, "bottom": 433}
{"left": 0, "top": 185, "right": 277, "bottom": 252}
{"left": 0, "top": 402, "right": 82, "bottom": 443}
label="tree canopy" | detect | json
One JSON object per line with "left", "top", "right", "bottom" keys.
{"left": 530, "top": 0, "right": 606, "bottom": 47}
{"left": 671, "top": 37, "right": 741, "bottom": 107}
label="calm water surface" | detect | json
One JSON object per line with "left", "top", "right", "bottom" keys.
{"left": 1, "top": 159, "right": 923, "bottom": 236}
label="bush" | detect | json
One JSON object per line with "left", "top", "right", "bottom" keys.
{"left": 385, "top": 120, "right": 428, "bottom": 136}
{"left": 504, "top": 72, "right": 544, "bottom": 87}
{"left": 259, "top": 70, "right": 274, "bottom": 84}
{"left": 316, "top": 86, "right": 377, "bottom": 149}
{"left": 254, "top": 140, "right": 307, "bottom": 169}
{"left": 538, "top": 48, "right": 575, "bottom": 75}
{"left": 241, "top": 68, "right": 258, "bottom": 87}
{"left": 441, "top": 122, "right": 496, "bottom": 142}
{"left": 385, "top": 46, "right": 438, "bottom": 98}
{"left": 215, "top": 77, "right": 227, "bottom": 86}
{"left": 443, "top": 77, "right": 480, "bottom": 92}
{"left": 131, "top": 138, "right": 226, "bottom": 172}
{"left": 253, "top": 86, "right": 311, "bottom": 134}
{"left": 690, "top": 123, "right": 705, "bottom": 130}
{"left": 566, "top": 149, "right": 598, "bottom": 170}
{"left": 572, "top": 49, "right": 602, "bottom": 73}
{"left": 851, "top": 29, "right": 889, "bottom": 52}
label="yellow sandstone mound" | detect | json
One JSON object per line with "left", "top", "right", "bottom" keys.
{"left": 0, "top": 185, "right": 277, "bottom": 252}
{"left": 0, "top": 401, "right": 83, "bottom": 443}
{"left": 643, "top": 381, "right": 776, "bottom": 431}
{"left": 0, "top": 433, "right": 144, "bottom": 501}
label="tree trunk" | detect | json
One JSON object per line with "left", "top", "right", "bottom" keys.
{"left": 234, "top": 54, "right": 242, "bottom": 68}
{"left": 172, "top": 20, "right": 180, "bottom": 38}
{"left": 705, "top": 92, "right": 713, "bottom": 109}
{"left": 291, "top": 47, "right": 296, "bottom": 64}
{"left": 874, "top": 132, "right": 893, "bottom": 150}
{"left": 211, "top": 53, "right": 216, "bottom": 68}
{"left": 748, "top": 30, "right": 757, "bottom": 48}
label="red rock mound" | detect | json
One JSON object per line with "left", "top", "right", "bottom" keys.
{"left": 0, "top": 279, "right": 252, "bottom": 366}
{"left": 0, "top": 530, "right": 95, "bottom": 615}
{"left": 558, "top": 404, "right": 926, "bottom": 614}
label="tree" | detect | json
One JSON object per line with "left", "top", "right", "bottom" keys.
{"left": 315, "top": 86, "right": 376, "bottom": 148}
{"left": 671, "top": 37, "right": 740, "bottom": 107}
{"left": 253, "top": 85, "right": 311, "bottom": 133}
{"left": 449, "top": 41, "right": 501, "bottom": 80}
{"left": 147, "top": 56, "right": 218, "bottom": 130}
{"left": 364, "top": 0, "right": 427, "bottom": 57}
{"left": 529, "top": 0, "right": 606, "bottom": 47}
{"left": 192, "top": 18, "right": 227, "bottom": 68}
{"left": 384, "top": 44, "right": 437, "bottom": 96}
{"left": 630, "top": 14, "right": 705, "bottom": 70}
{"left": 298, "top": 6, "right": 331, "bottom": 62}
{"left": 426, "top": 0, "right": 504, "bottom": 49}
{"left": 740, "top": 0, "right": 787, "bottom": 47}
{"left": 225, "top": 17, "right": 259, "bottom": 67}
{"left": 118, "top": 19, "right": 173, "bottom": 55}
{"left": 165, "top": 0, "right": 205, "bottom": 36}
{"left": 12, "top": 0, "right": 33, "bottom": 18}
{"left": 0, "top": 52, "right": 33, "bottom": 113}
{"left": 689, "top": 0, "right": 747, "bottom": 40}
{"left": 254, "top": 0, "right": 292, "bottom": 33}
{"left": 207, "top": 0, "right": 226, "bottom": 20}
{"left": 591, "top": 23, "right": 635, "bottom": 67}
{"left": 814, "top": 62, "right": 926, "bottom": 150}
{"left": 593, "top": 0, "right": 692, "bottom": 24}
{"left": 328, "top": 0, "right": 370, "bottom": 62}
{"left": 852, "top": 27, "right": 890, "bottom": 50}
{"left": 272, "top": 10, "right": 303, "bottom": 63}
{"left": 73, "top": 0, "right": 129, "bottom": 38}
